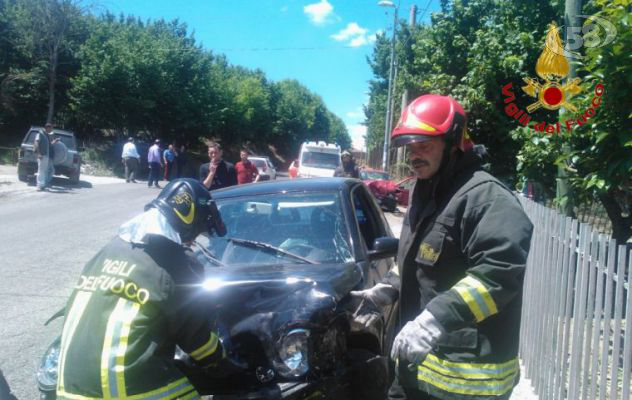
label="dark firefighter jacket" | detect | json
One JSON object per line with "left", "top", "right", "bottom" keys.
{"left": 388, "top": 149, "right": 533, "bottom": 399}
{"left": 56, "top": 235, "right": 223, "bottom": 400}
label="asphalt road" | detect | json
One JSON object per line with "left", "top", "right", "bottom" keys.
{"left": 0, "top": 168, "right": 157, "bottom": 399}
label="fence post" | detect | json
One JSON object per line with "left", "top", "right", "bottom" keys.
{"left": 609, "top": 245, "right": 627, "bottom": 400}
{"left": 599, "top": 238, "right": 619, "bottom": 400}
{"left": 568, "top": 223, "right": 592, "bottom": 400}
{"left": 557, "top": 218, "right": 579, "bottom": 400}
{"left": 621, "top": 251, "right": 632, "bottom": 400}
{"left": 589, "top": 235, "right": 608, "bottom": 400}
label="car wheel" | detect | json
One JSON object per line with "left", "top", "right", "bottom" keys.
{"left": 69, "top": 169, "right": 80, "bottom": 184}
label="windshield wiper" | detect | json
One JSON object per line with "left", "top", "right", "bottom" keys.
{"left": 192, "top": 241, "right": 228, "bottom": 268}
{"left": 222, "top": 237, "right": 316, "bottom": 264}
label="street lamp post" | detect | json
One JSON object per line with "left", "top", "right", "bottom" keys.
{"left": 379, "top": 1, "right": 398, "bottom": 172}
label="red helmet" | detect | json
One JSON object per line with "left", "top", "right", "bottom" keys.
{"left": 391, "top": 94, "right": 473, "bottom": 152}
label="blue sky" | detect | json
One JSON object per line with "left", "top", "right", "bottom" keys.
{"left": 99, "top": 0, "right": 439, "bottom": 149}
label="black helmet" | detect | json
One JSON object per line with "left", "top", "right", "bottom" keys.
{"left": 145, "top": 178, "right": 226, "bottom": 242}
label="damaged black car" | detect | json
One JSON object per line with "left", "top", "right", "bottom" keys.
{"left": 37, "top": 178, "right": 399, "bottom": 399}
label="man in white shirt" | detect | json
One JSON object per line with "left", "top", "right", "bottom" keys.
{"left": 121, "top": 137, "right": 141, "bottom": 183}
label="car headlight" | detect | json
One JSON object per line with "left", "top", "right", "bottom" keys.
{"left": 37, "top": 337, "right": 61, "bottom": 391}
{"left": 275, "top": 329, "right": 310, "bottom": 379}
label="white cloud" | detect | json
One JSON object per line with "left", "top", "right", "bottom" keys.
{"left": 348, "top": 124, "right": 367, "bottom": 150}
{"left": 331, "top": 22, "right": 374, "bottom": 47}
{"left": 304, "top": 0, "right": 335, "bottom": 25}
{"left": 331, "top": 22, "right": 367, "bottom": 41}
{"left": 346, "top": 107, "right": 364, "bottom": 120}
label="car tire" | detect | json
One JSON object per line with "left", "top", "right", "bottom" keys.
{"left": 17, "top": 164, "right": 28, "bottom": 182}
{"left": 69, "top": 169, "right": 80, "bottom": 185}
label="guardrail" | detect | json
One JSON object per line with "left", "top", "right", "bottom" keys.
{"left": 0, "top": 146, "right": 18, "bottom": 165}
{"left": 519, "top": 196, "right": 631, "bottom": 400}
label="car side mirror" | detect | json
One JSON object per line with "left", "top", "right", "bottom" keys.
{"left": 367, "top": 237, "right": 399, "bottom": 261}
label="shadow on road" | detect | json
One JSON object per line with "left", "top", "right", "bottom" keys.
{"left": 26, "top": 176, "right": 93, "bottom": 193}
{"left": 0, "top": 369, "right": 18, "bottom": 400}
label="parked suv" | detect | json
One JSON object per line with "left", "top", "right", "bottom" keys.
{"left": 17, "top": 127, "right": 81, "bottom": 184}
{"left": 248, "top": 156, "right": 277, "bottom": 180}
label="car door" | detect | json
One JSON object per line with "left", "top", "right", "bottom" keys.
{"left": 349, "top": 183, "right": 396, "bottom": 286}
{"left": 266, "top": 160, "right": 276, "bottom": 179}
{"left": 349, "top": 182, "right": 399, "bottom": 350}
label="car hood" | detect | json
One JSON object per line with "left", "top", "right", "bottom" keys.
{"left": 200, "top": 262, "right": 362, "bottom": 339}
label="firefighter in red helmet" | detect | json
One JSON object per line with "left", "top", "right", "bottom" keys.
{"left": 351, "top": 95, "right": 533, "bottom": 400}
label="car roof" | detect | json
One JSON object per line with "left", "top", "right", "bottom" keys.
{"left": 30, "top": 126, "right": 75, "bottom": 136}
{"left": 211, "top": 177, "right": 358, "bottom": 199}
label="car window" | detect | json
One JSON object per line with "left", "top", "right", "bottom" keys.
{"left": 351, "top": 185, "right": 385, "bottom": 250}
{"left": 249, "top": 158, "right": 266, "bottom": 168}
{"left": 207, "top": 192, "right": 353, "bottom": 265}
{"left": 360, "top": 170, "right": 390, "bottom": 180}
{"left": 300, "top": 152, "right": 340, "bottom": 169}
{"left": 53, "top": 134, "right": 77, "bottom": 150}
{"left": 23, "top": 130, "right": 39, "bottom": 145}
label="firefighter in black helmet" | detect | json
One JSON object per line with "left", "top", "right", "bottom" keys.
{"left": 56, "top": 179, "right": 234, "bottom": 400}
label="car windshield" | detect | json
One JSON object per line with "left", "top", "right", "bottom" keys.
{"left": 204, "top": 192, "right": 354, "bottom": 266}
{"left": 300, "top": 151, "right": 340, "bottom": 169}
{"left": 53, "top": 134, "right": 77, "bottom": 150}
{"left": 361, "top": 170, "right": 390, "bottom": 180}
{"left": 24, "top": 131, "right": 76, "bottom": 150}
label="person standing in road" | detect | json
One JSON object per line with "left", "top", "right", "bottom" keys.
{"left": 163, "top": 143, "right": 176, "bottom": 182}
{"left": 33, "top": 123, "right": 58, "bottom": 191}
{"left": 199, "top": 142, "right": 237, "bottom": 191}
{"left": 351, "top": 95, "right": 533, "bottom": 400}
{"left": 147, "top": 139, "right": 162, "bottom": 188}
{"left": 121, "top": 137, "right": 140, "bottom": 183}
{"left": 334, "top": 150, "right": 359, "bottom": 178}
{"left": 176, "top": 145, "right": 188, "bottom": 178}
{"left": 55, "top": 178, "right": 243, "bottom": 400}
{"left": 235, "top": 149, "right": 260, "bottom": 185}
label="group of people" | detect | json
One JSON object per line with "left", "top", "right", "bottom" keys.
{"left": 122, "top": 139, "right": 261, "bottom": 190}
{"left": 56, "top": 94, "right": 533, "bottom": 400}
{"left": 121, "top": 138, "right": 188, "bottom": 187}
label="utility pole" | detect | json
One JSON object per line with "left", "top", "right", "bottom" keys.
{"left": 381, "top": 4, "right": 398, "bottom": 172}
{"left": 395, "top": 4, "right": 417, "bottom": 178}
{"left": 557, "top": 0, "right": 581, "bottom": 216}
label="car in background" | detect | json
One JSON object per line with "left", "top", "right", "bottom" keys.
{"left": 37, "top": 178, "right": 400, "bottom": 400}
{"left": 17, "top": 127, "right": 81, "bottom": 184}
{"left": 297, "top": 141, "right": 341, "bottom": 178}
{"left": 249, "top": 156, "right": 277, "bottom": 180}
{"left": 360, "top": 168, "right": 412, "bottom": 211}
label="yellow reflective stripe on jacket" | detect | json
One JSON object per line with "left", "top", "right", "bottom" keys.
{"left": 418, "top": 355, "right": 518, "bottom": 396}
{"left": 452, "top": 275, "right": 498, "bottom": 322}
{"left": 190, "top": 332, "right": 219, "bottom": 361}
{"left": 422, "top": 354, "right": 518, "bottom": 380}
{"left": 127, "top": 377, "right": 198, "bottom": 399}
{"left": 57, "top": 291, "right": 93, "bottom": 393}
{"left": 57, "top": 378, "right": 198, "bottom": 400}
{"left": 56, "top": 390, "right": 101, "bottom": 400}
{"left": 100, "top": 298, "right": 140, "bottom": 399}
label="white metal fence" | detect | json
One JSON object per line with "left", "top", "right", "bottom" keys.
{"left": 519, "top": 197, "right": 631, "bottom": 400}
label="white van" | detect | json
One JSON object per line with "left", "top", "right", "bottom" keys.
{"left": 297, "top": 141, "right": 341, "bottom": 178}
